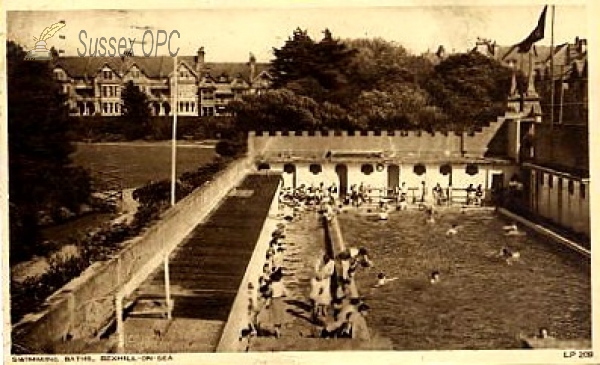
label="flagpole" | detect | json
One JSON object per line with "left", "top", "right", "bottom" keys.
{"left": 550, "top": 5, "right": 555, "bottom": 127}
{"left": 559, "top": 64, "right": 565, "bottom": 124}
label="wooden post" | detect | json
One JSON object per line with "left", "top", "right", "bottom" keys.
{"left": 550, "top": 5, "right": 556, "bottom": 127}
{"left": 164, "top": 255, "right": 172, "bottom": 320}
{"left": 559, "top": 65, "right": 565, "bottom": 125}
{"left": 115, "top": 296, "right": 124, "bottom": 353}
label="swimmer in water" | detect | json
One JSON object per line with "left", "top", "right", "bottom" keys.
{"left": 374, "top": 272, "right": 398, "bottom": 287}
{"left": 503, "top": 222, "right": 526, "bottom": 236}
{"left": 500, "top": 247, "right": 521, "bottom": 264}
{"left": 446, "top": 224, "right": 459, "bottom": 236}
{"left": 503, "top": 222, "right": 518, "bottom": 232}
{"left": 538, "top": 328, "right": 551, "bottom": 339}
{"left": 378, "top": 211, "right": 389, "bottom": 220}
{"left": 430, "top": 271, "right": 441, "bottom": 284}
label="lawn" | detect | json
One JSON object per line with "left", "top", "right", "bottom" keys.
{"left": 71, "top": 141, "right": 216, "bottom": 189}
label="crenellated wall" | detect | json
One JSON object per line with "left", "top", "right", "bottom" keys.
{"left": 249, "top": 130, "right": 473, "bottom": 158}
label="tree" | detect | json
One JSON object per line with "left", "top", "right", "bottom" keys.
{"left": 424, "top": 52, "right": 520, "bottom": 131}
{"left": 343, "top": 38, "right": 435, "bottom": 95}
{"left": 121, "top": 80, "right": 151, "bottom": 140}
{"left": 230, "top": 89, "right": 321, "bottom": 132}
{"left": 270, "top": 28, "right": 357, "bottom": 104}
{"left": 349, "top": 84, "right": 432, "bottom": 130}
{"left": 7, "top": 41, "right": 91, "bottom": 262}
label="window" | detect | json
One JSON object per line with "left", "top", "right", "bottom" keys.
{"left": 202, "top": 107, "right": 214, "bottom": 116}
{"left": 132, "top": 70, "right": 140, "bottom": 78}
{"left": 185, "top": 102, "right": 190, "bottom": 112}
{"left": 440, "top": 164, "right": 451, "bottom": 176}
{"left": 361, "top": 164, "right": 374, "bottom": 175}
{"left": 108, "top": 103, "right": 113, "bottom": 113}
{"left": 203, "top": 90, "right": 214, "bottom": 100}
{"left": 191, "top": 103, "right": 195, "bottom": 113}
{"left": 580, "top": 183, "right": 586, "bottom": 199}
{"left": 179, "top": 102, "right": 184, "bottom": 112}
{"left": 538, "top": 171, "right": 544, "bottom": 186}
{"left": 413, "top": 164, "right": 426, "bottom": 176}
{"left": 309, "top": 164, "right": 322, "bottom": 175}
{"left": 568, "top": 180, "right": 575, "bottom": 195}
{"left": 103, "top": 70, "right": 112, "bottom": 80}
{"left": 115, "top": 103, "right": 119, "bottom": 114}
{"left": 54, "top": 70, "right": 64, "bottom": 81}
{"left": 103, "top": 103, "right": 108, "bottom": 113}
{"left": 102, "top": 86, "right": 108, "bottom": 97}
{"left": 257, "top": 163, "right": 270, "bottom": 171}
{"left": 557, "top": 178, "right": 563, "bottom": 191}
{"left": 466, "top": 164, "right": 479, "bottom": 176}
{"left": 548, "top": 175, "right": 554, "bottom": 189}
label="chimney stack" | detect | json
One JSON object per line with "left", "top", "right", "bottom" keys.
{"left": 578, "top": 38, "right": 587, "bottom": 54}
{"left": 475, "top": 37, "right": 488, "bottom": 55}
{"left": 249, "top": 52, "right": 257, "bottom": 84}
{"left": 435, "top": 45, "right": 446, "bottom": 59}
{"left": 196, "top": 47, "right": 205, "bottom": 73}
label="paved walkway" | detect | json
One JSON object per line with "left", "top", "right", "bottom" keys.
{"left": 247, "top": 209, "right": 392, "bottom": 351}
{"left": 121, "top": 174, "right": 281, "bottom": 353}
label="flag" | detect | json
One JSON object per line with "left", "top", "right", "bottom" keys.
{"left": 516, "top": 6, "right": 548, "bottom": 53}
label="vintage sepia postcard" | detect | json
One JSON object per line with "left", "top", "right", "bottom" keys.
{"left": 1, "top": 0, "right": 597, "bottom": 364}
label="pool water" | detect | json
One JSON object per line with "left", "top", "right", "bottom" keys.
{"left": 338, "top": 209, "right": 591, "bottom": 350}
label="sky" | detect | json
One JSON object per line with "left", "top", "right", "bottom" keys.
{"left": 5, "top": 2, "right": 590, "bottom": 62}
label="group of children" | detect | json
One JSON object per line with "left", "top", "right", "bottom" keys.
{"left": 246, "top": 223, "right": 290, "bottom": 338}
{"left": 310, "top": 247, "right": 374, "bottom": 340}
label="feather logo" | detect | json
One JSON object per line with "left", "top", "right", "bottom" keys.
{"left": 36, "top": 22, "right": 67, "bottom": 42}
{"left": 25, "top": 21, "right": 66, "bottom": 61}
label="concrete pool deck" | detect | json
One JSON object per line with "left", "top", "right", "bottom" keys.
{"left": 244, "top": 212, "right": 393, "bottom": 352}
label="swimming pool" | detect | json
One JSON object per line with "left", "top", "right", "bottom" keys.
{"left": 337, "top": 209, "right": 591, "bottom": 350}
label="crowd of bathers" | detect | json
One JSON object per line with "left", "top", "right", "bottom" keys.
{"left": 243, "top": 180, "right": 520, "bottom": 341}
{"left": 245, "top": 183, "right": 377, "bottom": 340}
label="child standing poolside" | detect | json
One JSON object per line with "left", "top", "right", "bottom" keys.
{"left": 269, "top": 269, "right": 288, "bottom": 338}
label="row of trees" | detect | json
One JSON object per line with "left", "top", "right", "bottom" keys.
{"left": 231, "top": 28, "right": 525, "bottom": 133}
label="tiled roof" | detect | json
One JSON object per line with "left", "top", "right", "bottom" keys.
{"left": 54, "top": 56, "right": 270, "bottom": 83}
{"left": 470, "top": 39, "right": 587, "bottom": 84}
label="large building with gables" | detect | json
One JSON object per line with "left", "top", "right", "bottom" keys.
{"left": 52, "top": 47, "right": 272, "bottom": 117}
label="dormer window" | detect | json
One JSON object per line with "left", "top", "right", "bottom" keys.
{"left": 54, "top": 69, "right": 65, "bottom": 81}
{"left": 132, "top": 69, "right": 140, "bottom": 78}
{"left": 103, "top": 70, "right": 113, "bottom": 80}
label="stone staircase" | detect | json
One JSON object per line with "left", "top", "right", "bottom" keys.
{"left": 464, "top": 118, "right": 507, "bottom": 157}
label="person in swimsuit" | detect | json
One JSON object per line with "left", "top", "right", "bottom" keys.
{"left": 446, "top": 224, "right": 459, "bottom": 236}
{"left": 374, "top": 272, "right": 398, "bottom": 287}
{"left": 430, "top": 271, "right": 441, "bottom": 284}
